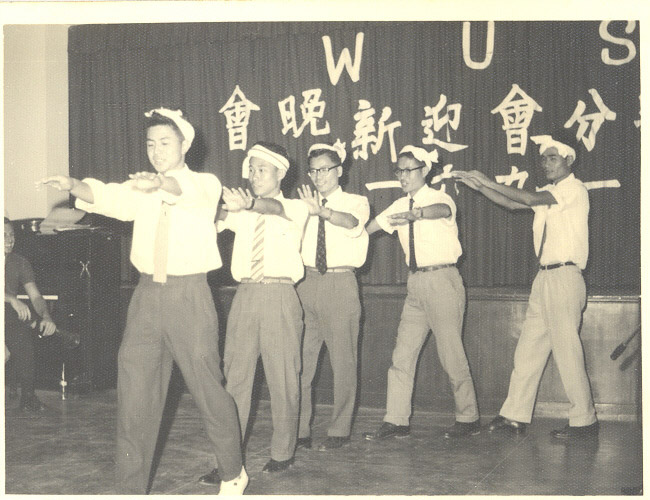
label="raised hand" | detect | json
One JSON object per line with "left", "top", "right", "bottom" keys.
{"left": 297, "top": 184, "right": 321, "bottom": 215}
{"left": 222, "top": 187, "right": 249, "bottom": 212}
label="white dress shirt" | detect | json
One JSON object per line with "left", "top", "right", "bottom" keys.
{"left": 76, "top": 165, "right": 222, "bottom": 275}
{"left": 532, "top": 173, "right": 589, "bottom": 270}
{"left": 218, "top": 192, "right": 309, "bottom": 283}
{"left": 375, "top": 184, "right": 462, "bottom": 267}
{"left": 300, "top": 186, "right": 370, "bottom": 269}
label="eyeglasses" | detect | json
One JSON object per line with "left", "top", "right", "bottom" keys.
{"left": 393, "top": 165, "right": 425, "bottom": 178}
{"left": 307, "top": 165, "right": 340, "bottom": 176}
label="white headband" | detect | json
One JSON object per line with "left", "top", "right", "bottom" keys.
{"left": 144, "top": 108, "right": 195, "bottom": 147}
{"left": 242, "top": 144, "right": 290, "bottom": 179}
{"left": 399, "top": 145, "right": 439, "bottom": 168}
{"left": 530, "top": 135, "right": 576, "bottom": 159}
{"left": 308, "top": 139, "right": 347, "bottom": 164}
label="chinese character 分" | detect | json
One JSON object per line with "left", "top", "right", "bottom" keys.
{"left": 352, "top": 100, "right": 401, "bottom": 162}
{"left": 422, "top": 95, "right": 468, "bottom": 152}
{"left": 564, "top": 88, "right": 617, "bottom": 151}
{"left": 218, "top": 85, "right": 260, "bottom": 151}
{"left": 278, "top": 88, "right": 330, "bottom": 138}
{"left": 491, "top": 84, "right": 542, "bottom": 156}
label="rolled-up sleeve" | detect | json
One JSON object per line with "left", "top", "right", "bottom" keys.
{"left": 375, "top": 199, "right": 401, "bottom": 235}
{"left": 282, "top": 199, "right": 309, "bottom": 236}
{"left": 340, "top": 196, "right": 370, "bottom": 238}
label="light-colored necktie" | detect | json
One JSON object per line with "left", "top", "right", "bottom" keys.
{"left": 153, "top": 202, "right": 170, "bottom": 283}
{"left": 250, "top": 214, "right": 265, "bottom": 282}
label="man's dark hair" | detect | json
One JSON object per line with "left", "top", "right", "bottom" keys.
{"left": 549, "top": 128, "right": 580, "bottom": 166}
{"left": 308, "top": 148, "right": 341, "bottom": 166}
{"left": 397, "top": 150, "right": 437, "bottom": 169}
{"left": 145, "top": 111, "right": 186, "bottom": 142}
{"left": 4, "top": 217, "right": 11, "bottom": 224}
{"left": 252, "top": 141, "right": 290, "bottom": 162}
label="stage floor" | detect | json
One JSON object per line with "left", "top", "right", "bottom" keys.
{"left": 4, "top": 387, "right": 643, "bottom": 495}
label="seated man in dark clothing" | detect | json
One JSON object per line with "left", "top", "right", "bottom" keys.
{"left": 4, "top": 217, "right": 56, "bottom": 412}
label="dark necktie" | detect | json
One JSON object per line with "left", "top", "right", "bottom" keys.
{"left": 408, "top": 198, "right": 417, "bottom": 272}
{"left": 316, "top": 198, "right": 328, "bottom": 274}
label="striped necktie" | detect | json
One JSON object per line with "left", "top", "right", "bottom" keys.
{"left": 250, "top": 214, "right": 265, "bottom": 282}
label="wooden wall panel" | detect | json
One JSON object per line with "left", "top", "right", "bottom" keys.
{"left": 119, "top": 284, "right": 641, "bottom": 420}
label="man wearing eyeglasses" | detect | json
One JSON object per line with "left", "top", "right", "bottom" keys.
{"left": 295, "top": 140, "right": 370, "bottom": 452}
{"left": 362, "top": 145, "right": 480, "bottom": 441}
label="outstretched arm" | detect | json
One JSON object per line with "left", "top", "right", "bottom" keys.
{"left": 221, "top": 187, "right": 285, "bottom": 217}
{"left": 387, "top": 203, "right": 452, "bottom": 224}
{"left": 454, "top": 170, "right": 555, "bottom": 210}
{"left": 40, "top": 176, "right": 94, "bottom": 203}
{"left": 366, "top": 218, "right": 383, "bottom": 235}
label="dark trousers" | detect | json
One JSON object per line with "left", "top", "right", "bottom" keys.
{"left": 4, "top": 305, "right": 36, "bottom": 395}
{"left": 116, "top": 274, "right": 242, "bottom": 494}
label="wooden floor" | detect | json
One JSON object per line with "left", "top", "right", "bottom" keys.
{"left": 4, "top": 386, "right": 643, "bottom": 496}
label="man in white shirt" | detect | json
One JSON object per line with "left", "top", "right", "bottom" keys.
{"left": 41, "top": 108, "right": 247, "bottom": 495}
{"left": 295, "top": 141, "right": 369, "bottom": 452}
{"left": 211, "top": 142, "right": 309, "bottom": 475}
{"left": 363, "top": 145, "right": 480, "bottom": 441}
{"left": 454, "top": 129, "right": 598, "bottom": 440}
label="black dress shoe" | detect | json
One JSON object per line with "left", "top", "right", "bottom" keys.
{"left": 198, "top": 468, "right": 220, "bottom": 485}
{"left": 296, "top": 437, "right": 312, "bottom": 449}
{"left": 487, "top": 415, "right": 527, "bottom": 434}
{"left": 443, "top": 420, "right": 481, "bottom": 439}
{"left": 262, "top": 457, "right": 294, "bottom": 473}
{"left": 19, "top": 393, "right": 45, "bottom": 413}
{"left": 317, "top": 436, "right": 350, "bottom": 450}
{"left": 550, "top": 421, "right": 599, "bottom": 440}
{"left": 362, "top": 422, "right": 410, "bottom": 441}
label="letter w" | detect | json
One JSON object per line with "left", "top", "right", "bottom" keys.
{"left": 322, "top": 32, "right": 364, "bottom": 85}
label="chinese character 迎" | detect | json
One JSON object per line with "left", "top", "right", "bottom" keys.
{"left": 422, "top": 95, "right": 468, "bottom": 152}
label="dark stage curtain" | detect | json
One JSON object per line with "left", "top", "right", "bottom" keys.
{"left": 68, "top": 21, "right": 640, "bottom": 290}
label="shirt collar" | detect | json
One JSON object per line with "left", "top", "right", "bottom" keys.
{"left": 163, "top": 164, "right": 190, "bottom": 179}
{"left": 409, "top": 184, "right": 429, "bottom": 204}
{"left": 555, "top": 172, "right": 576, "bottom": 186}
{"left": 319, "top": 185, "right": 342, "bottom": 203}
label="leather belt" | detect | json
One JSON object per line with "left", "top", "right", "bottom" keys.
{"left": 306, "top": 266, "right": 355, "bottom": 274}
{"left": 539, "top": 261, "right": 576, "bottom": 271}
{"left": 412, "top": 263, "right": 456, "bottom": 273}
{"left": 240, "top": 277, "right": 294, "bottom": 285}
